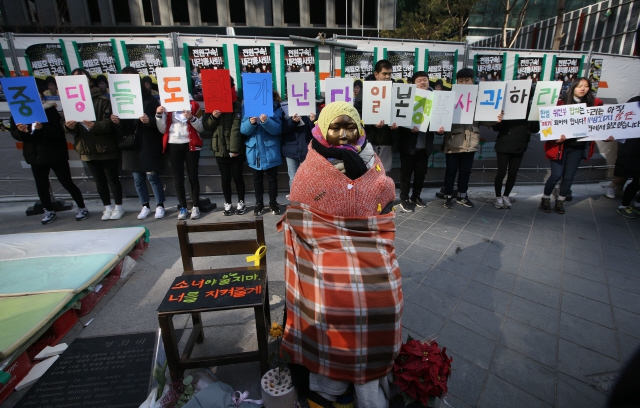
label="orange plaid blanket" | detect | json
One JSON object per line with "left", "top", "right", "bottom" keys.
{"left": 277, "top": 203, "right": 403, "bottom": 384}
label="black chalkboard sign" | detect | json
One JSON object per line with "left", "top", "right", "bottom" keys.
{"left": 157, "top": 270, "right": 264, "bottom": 313}
{"left": 15, "top": 332, "right": 155, "bottom": 408}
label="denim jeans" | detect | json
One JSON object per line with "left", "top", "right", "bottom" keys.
{"left": 285, "top": 157, "right": 301, "bottom": 189}
{"left": 444, "top": 152, "right": 475, "bottom": 196}
{"left": 543, "top": 147, "right": 584, "bottom": 197}
{"left": 132, "top": 171, "right": 165, "bottom": 205}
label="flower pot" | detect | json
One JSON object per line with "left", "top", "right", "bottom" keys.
{"left": 260, "top": 368, "right": 297, "bottom": 408}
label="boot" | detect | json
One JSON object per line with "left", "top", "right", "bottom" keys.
{"left": 555, "top": 200, "right": 565, "bottom": 214}
{"left": 540, "top": 197, "right": 551, "bottom": 213}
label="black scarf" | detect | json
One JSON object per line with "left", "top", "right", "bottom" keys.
{"left": 311, "top": 138, "right": 369, "bottom": 180}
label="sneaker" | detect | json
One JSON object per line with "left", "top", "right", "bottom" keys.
{"left": 101, "top": 208, "right": 112, "bottom": 221}
{"left": 270, "top": 202, "right": 281, "bottom": 215}
{"left": 178, "top": 207, "right": 189, "bottom": 220}
{"left": 399, "top": 199, "right": 415, "bottom": 213}
{"left": 443, "top": 195, "right": 453, "bottom": 209}
{"left": 75, "top": 207, "right": 89, "bottom": 221}
{"left": 236, "top": 200, "right": 246, "bottom": 215}
{"left": 190, "top": 206, "right": 200, "bottom": 220}
{"left": 631, "top": 204, "right": 640, "bottom": 215}
{"left": 41, "top": 209, "right": 56, "bottom": 224}
{"left": 565, "top": 195, "right": 573, "bottom": 202}
{"left": 554, "top": 200, "right": 565, "bottom": 215}
{"left": 540, "top": 197, "right": 551, "bottom": 213}
{"left": 254, "top": 202, "right": 264, "bottom": 216}
{"left": 605, "top": 186, "right": 616, "bottom": 199}
{"left": 494, "top": 197, "right": 504, "bottom": 209}
{"left": 410, "top": 197, "right": 427, "bottom": 208}
{"left": 137, "top": 206, "right": 151, "bottom": 220}
{"left": 110, "top": 208, "right": 125, "bottom": 220}
{"left": 155, "top": 206, "right": 165, "bottom": 219}
{"left": 456, "top": 196, "right": 475, "bottom": 208}
{"left": 617, "top": 206, "right": 637, "bottom": 219}
{"left": 502, "top": 196, "right": 512, "bottom": 209}
{"left": 223, "top": 202, "right": 233, "bottom": 216}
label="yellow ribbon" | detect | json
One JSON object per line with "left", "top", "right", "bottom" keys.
{"left": 246, "top": 245, "right": 266, "bottom": 266}
{"left": 541, "top": 127, "right": 552, "bottom": 137}
{"left": 375, "top": 164, "right": 381, "bottom": 172}
{"left": 377, "top": 203, "right": 382, "bottom": 212}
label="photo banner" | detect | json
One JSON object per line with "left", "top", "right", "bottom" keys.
{"left": 0, "top": 76, "right": 48, "bottom": 123}
{"left": 588, "top": 58, "right": 603, "bottom": 97}
{"left": 237, "top": 46, "right": 273, "bottom": 74}
{"left": 387, "top": 50, "right": 415, "bottom": 82}
{"left": 475, "top": 54, "right": 505, "bottom": 82}
{"left": 25, "top": 43, "right": 68, "bottom": 79}
{"left": 122, "top": 43, "right": 165, "bottom": 81}
{"left": 390, "top": 83, "right": 415, "bottom": 127}
{"left": 56, "top": 75, "right": 96, "bottom": 121}
{"left": 324, "top": 78, "right": 353, "bottom": 104}
{"left": 503, "top": 80, "right": 533, "bottom": 120}
{"left": 286, "top": 72, "right": 315, "bottom": 117}
{"left": 108, "top": 74, "right": 144, "bottom": 119}
{"left": 515, "top": 56, "right": 543, "bottom": 82}
{"left": 362, "top": 81, "right": 392, "bottom": 125}
{"left": 242, "top": 73, "right": 274, "bottom": 117}
{"left": 283, "top": 47, "right": 316, "bottom": 73}
{"left": 553, "top": 56, "right": 582, "bottom": 100}
{"left": 429, "top": 90, "right": 456, "bottom": 132}
{"left": 201, "top": 69, "right": 233, "bottom": 113}
{"left": 528, "top": 81, "right": 562, "bottom": 121}
{"left": 539, "top": 103, "right": 588, "bottom": 140}
{"left": 475, "top": 82, "right": 505, "bottom": 122}
{"left": 342, "top": 50, "right": 374, "bottom": 80}
{"left": 410, "top": 89, "right": 433, "bottom": 132}
{"left": 452, "top": 84, "right": 478, "bottom": 124}
{"left": 156, "top": 67, "right": 190, "bottom": 112}
{"left": 73, "top": 41, "right": 119, "bottom": 77}
{"left": 185, "top": 45, "right": 226, "bottom": 101}
{"left": 427, "top": 51, "right": 455, "bottom": 91}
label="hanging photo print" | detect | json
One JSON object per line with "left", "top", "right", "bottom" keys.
{"left": 427, "top": 51, "right": 455, "bottom": 91}
{"left": 343, "top": 50, "right": 374, "bottom": 80}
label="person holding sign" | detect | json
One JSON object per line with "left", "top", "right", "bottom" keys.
{"left": 156, "top": 95, "right": 205, "bottom": 220}
{"left": 111, "top": 66, "right": 166, "bottom": 220}
{"left": 278, "top": 101, "right": 399, "bottom": 407}
{"left": 281, "top": 111, "right": 316, "bottom": 192}
{"left": 439, "top": 68, "right": 502, "bottom": 210}
{"left": 64, "top": 68, "right": 124, "bottom": 221}
{"left": 240, "top": 90, "right": 284, "bottom": 216}
{"left": 541, "top": 77, "right": 604, "bottom": 214}
{"left": 202, "top": 76, "right": 246, "bottom": 216}
{"left": 11, "top": 100, "right": 89, "bottom": 224}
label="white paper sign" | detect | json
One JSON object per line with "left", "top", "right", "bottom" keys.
{"left": 429, "top": 90, "right": 456, "bottom": 132}
{"left": 286, "top": 72, "right": 316, "bottom": 116}
{"left": 56, "top": 75, "right": 96, "bottom": 122}
{"left": 452, "top": 84, "right": 478, "bottom": 124}
{"left": 410, "top": 89, "right": 433, "bottom": 132}
{"left": 579, "top": 103, "right": 640, "bottom": 140}
{"left": 156, "top": 67, "right": 190, "bottom": 112}
{"left": 528, "top": 81, "right": 563, "bottom": 121}
{"left": 390, "top": 83, "right": 416, "bottom": 127}
{"left": 503, "top": 80, "right": 533, "bottom": 120}
{"left": 474, "top": 82, "right": 505, "bottom": 121}
{"left": 108, "top": 74, "right": 144, "bottom": 119}
{"left": 324, "top": 78, "right": 353, "bottom": 104}
{"left": 539, "top": 103, "right": 588, "bottom": 140}
{"left": 362, "top": 81, "right": 392, "bottom": 125}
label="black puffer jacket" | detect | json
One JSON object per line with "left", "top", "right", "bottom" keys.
{"left": 11, "top": 102, "right": 69, "bottom": 165}
{"left": 281, "top": 115, "right": 313, "bottom": 161}
{"left": 492, "top": 119, "right": 540, "bottom": 154}
{"left": 119, "top": 94, "right": 164, "bottom": 173}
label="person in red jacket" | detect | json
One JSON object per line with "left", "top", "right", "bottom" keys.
{"left": 541, "top": 77, "right": 604, "bottom": 214}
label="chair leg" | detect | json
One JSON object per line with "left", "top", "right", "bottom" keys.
{"left": 158, "top": 314, "right": 183, "bottom": 382}
{"left": 191, "top": 311, "right": 204, "bottom": 343}
{"left": 254, "top": 305, "right": 269, "bottom": 375}
{"left": 264, "top": 280, "right": 272, "bottom": 329}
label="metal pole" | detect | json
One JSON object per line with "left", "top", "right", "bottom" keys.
{"left": 4, "top": 33, "right": 22, "bottom": 76}
{"left": 330, "top": 45, "right": 335, "bottom": 78}
{"left": 170, "top": 32, "right": 181, "bottom": 67}
{"left": 583, "top": 49, "right": 593, "bottom": 77}
{"left": 346, "top": 0, "right": 348, "bottom": 37}
{"left": 361, "top": 0, "right": 364, "bottom": 38}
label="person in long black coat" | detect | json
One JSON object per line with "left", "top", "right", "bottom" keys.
{"left": 111, "top": 66, "right": 166, "bottom": 220}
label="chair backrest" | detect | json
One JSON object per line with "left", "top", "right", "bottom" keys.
{"left": 176, "top": 217, "right": 266, "bottom": 275}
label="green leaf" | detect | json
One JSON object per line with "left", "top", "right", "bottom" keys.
{"left": 406, "top": 334, "right": 414, "bottom": 342}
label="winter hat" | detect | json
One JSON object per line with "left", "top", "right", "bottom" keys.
{"left": 317, "top": 101, "right": 364, "bottom": 138}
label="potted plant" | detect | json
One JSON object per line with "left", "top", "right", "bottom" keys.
{"left": 392, "top": 336, "right": 453, "bottom": 407}
{"left": 260, "top": 322, "right": 297, "bottom": 407}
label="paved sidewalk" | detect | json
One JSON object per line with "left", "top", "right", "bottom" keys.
{"left": 1, "top": 182, "right": 639, "bottom": 408}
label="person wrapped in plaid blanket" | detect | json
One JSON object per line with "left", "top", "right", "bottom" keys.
{"left": 277, "top": 102, "right": 402, "bottom": 407}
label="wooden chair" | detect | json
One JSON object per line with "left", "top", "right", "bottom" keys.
{"left": 158, "top": 218, "right": 271, "bottom": 382}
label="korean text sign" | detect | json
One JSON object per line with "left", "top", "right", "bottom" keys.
{"left": 503, "top": 80, "right": 532, "bottom": 120}
{"left": 410, "top": 89, "right": 433, "bottom": 132}
{"left": 452, "top": 84, "right": 478, "bottom": 124}
{"left": 157, "top": 271, "right": 264, "bottom": 313}
{"left": 55, "top": 75, "right": 96, "bottom": 121}
{"left": 582, "top": 103, "right": 640, "bottom": 140}
{"left": 539, "top": 103, "right": 588, "bottom": 140}
{"left": 474, "top": 82, "right": 505, "bottom": 122}
{"left": 242, "top": 73, "right": 274, "bottom": 117}
{"left": 201, "top": 69, "right": 233, "bottom": 113}
{"left": 156, "top": 67, "right": 190, "bottom": 112}
{"left": 108, "top": 74, "right": 144, "bottom": 119}
{"left": 286, "top": 72, "right": 316, "bottom": 116}
{"left": 390, "top": 83, "right": 416, "bottom": 127}
{"left": 528, "top": 81, "right": 562, "bottom": 121}
{"left": 429, "top": 90, "right": 456, "bottom": 132}
{"left": 0, "top": 76, "right": 48, "bottom": 124}
{"left": 324, "top": 78, "right": 353, "bottom": 104}
{"left": 362, "top": 81, "right": 392, "bottom": 125}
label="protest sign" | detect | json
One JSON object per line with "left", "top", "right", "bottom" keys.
{"left": 156, "top": 67, "right": 190, "bottom": 112}
{"left": 362, "top": 81, "right": 392, "bottom": 125}
{"left": 528, "top": 81, "right": 562, "bottom": 121}
{"left": 242, "top": 73, "right": 274, "bottom": 117}
{"left": 475, "top": 54, "right": 505, "bottom": 82}
{"left": 503, "top": 80, "right": 532, "bottom": 120}
{"left": 237, "top": 46, "right": 272, "bottom": 74}
{"left": 286, "top": 72, "right": 315, "bottom": 116}
{"left": 588, "top": 58, "right": 603, "bottom": 97}
{"left": 343, "top": 50, "right": 374, "bottom": 80}
{"left": 390, "top": 83, "right": 415, "bottom": 127}
{"left": 452, "top": 84, "right": 478, "bottom": 124}
{"left": 25, "top": 43, "right": 68, "bottom": 79}
{"left": 427, "top": 51, "right": 455, "bottom": 90}
{"left": 580, "top": 103, "right": 640, "bottom": 140}
{"left": 515, "top": 56, "right": 543, "bottom": 82}
{"left": 324, "top": 78, "right": 353, "bottom": 104}
{"left": 475, "top": 82, "right": 505, "bottom": 122}
{"left": 553, "top": 56, "right": 582, "bottom": 99}
{"left": 185, "top": 46, "right": 226, "bottom": 101}
{"left": 201, "top": 69, "right": 233, "bottom": 113}
{"left": 430, "top": 90, "right": 456, "bottom": 132}
{"left": 73, "top": 41, "right": 119, "bottom": 76}
{"left": 108, "top": 74, "right": 144, "bottom": 119}
{"left": 387, "top": 50, "right": 415, "bottom": 82}
{"left": 56, "top": 75, "right": 96, "bottom": 121}
{"left": 284, "top": 47, "right": 316, "bottom": 73}
{"left": 539, "top": 103, "right": 588, "bottom": 140}
{"left": 0, "top": 76, "right": 48, "bottom": 124}
{"left": 410, "top": 89, "right": 433, "bottom": 132}
{"left": 122, "top": 43, "right": 165, "bottom": 79}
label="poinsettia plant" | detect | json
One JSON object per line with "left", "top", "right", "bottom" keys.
{"left": 392, "top": 336, "right": 453, "bottom": 407}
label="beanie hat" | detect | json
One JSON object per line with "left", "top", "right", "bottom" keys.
{"left": 317, "top": 101, "right": 364, "bottom": 138}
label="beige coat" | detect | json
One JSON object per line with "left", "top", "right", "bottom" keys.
{"left": 443, "top": 122, "right": 497, "bottom": 154}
